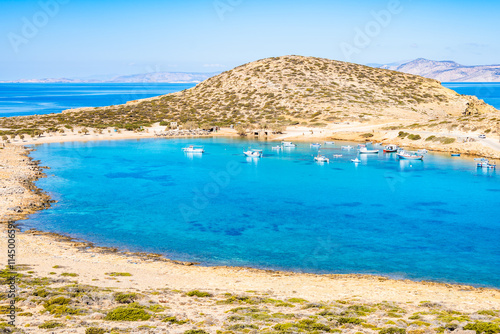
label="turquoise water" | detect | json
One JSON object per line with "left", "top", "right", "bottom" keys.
{"left": 25, "top": 138, "right": 500, "bottom": 287}
{"left": 0, "top": 83, "right": 196, "bottom": 117}
{"left": 442, "top": 82, "right": 500, "bottom": 109}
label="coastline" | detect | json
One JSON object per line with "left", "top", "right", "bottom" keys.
{"left": 1, "top": 144, "right": 500, "bottom": 332}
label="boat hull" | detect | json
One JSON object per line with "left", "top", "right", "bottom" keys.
{"left": 397, "top": 154, "right": 423, "bottom": 160}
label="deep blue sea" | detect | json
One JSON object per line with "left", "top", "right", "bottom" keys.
{"left": 0, "top": 83, "right": 196, "bottom": 117}
{"left": 25, "top": 138, "right": 500, "bottom": 287}
{"left": 3, "top": 82, "right": 499, "bottom": 287}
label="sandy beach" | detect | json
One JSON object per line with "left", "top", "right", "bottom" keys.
{"left": 1, "top": 141, "right": 500, "bottom": 333}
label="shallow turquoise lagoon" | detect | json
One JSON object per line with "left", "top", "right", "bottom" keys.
{"left": 25, "top": 138, "right": 500, "bottom": 287}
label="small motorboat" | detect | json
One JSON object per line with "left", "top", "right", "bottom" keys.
{"left": 333, "top": 154, "right": 343, "bottom": 158}
{"left": 475, "top": 158, "right": 496, "bottom": 169}
{"left": 310, "top": 143, "right": 322, "bottom": 148}
{"left": 182, "top": 145, "right": 204, "bottom": 153}
{"left": 314, "top": 153, "right": 329, "bottom": 163}
{"left": 417, "top": 149, "right": 428, "bottom": 154}
{"left": 397, "top": 150, "right": 423, "bottom": 160}
{"left": 243, "top": 149, "right": 263, "bottom": 158}
{"left": 272, "top": 145, "right": 281, "bottom": 150}
{"left": 451, "top": 153, "right": 461, "bottom": 157}
{"left": 324, "top": 141, "right": 335, "bottom": 146}
{"left": 359, "top": 146, "right": 379, "bottom": 154}
{"left": 281, "top": 141, "right": 296, "bottom": 148}
{"left": 383, "top": 144, "right": 398, "bottom": 153}
{"left": 341, "top": 145, "right": 353, "bottom": 150}
{"left": 351, "top": 158, "right": 361, "bottom": 163}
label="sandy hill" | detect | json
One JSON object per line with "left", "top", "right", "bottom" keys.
{"left": 0, "top": 56, "right": 497, "bottom": 133}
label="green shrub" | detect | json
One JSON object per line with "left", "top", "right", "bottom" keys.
{"left": 361, "top": 133, "right": 374, "bottom": 138}
{"left": 60, "top": 272, "right": 78, "bottom": 277}
{"left": 39, "top": 321, "right": 64, "bottom": 329}
{"left": 104, "top": 306, "right": 151, "bottom": 321}
{"left": 408, "top": 134, "right": 421, "bottom": 140}
{"left": 184, "top": 330, "right": 209, "bottom": 334}
{"left": 426, "top": 135, "right": 436, "bottom": 141}
{"left": 106, "top": 272, "right": 132, "bottom": 277}
{"left": 186, "top": 290, "right": 212, "bottom": 298}
{"left": 398, "top": 131, "right": 409, "bottom": 138}
{"left": 477, "top": 310, "right": 497, "bottom": 316}
{"left": 45, "top": 296, "right": 71, "bottom": 307}
{"left": 463, "top": 321, "right": 500, "bottom": 334}
{"left": 114, "top": 292, "right": 138, "bottom": 304}
{"left": 379, "top": 327, "right": 406, "bottom": 334}
{"left": 86, "top": 328, "right": 106, "bottom": 334}
{"left": 338, "top": 317, "right": 363, "bottom": 325}
{"left": 227, "top": 324, "right": 259, "bottom": 330}
{"left": 163, "top": 316, "right": 189, "bottom": 325}
{"left": 33, "top": 289, "right": 49, "bottom": 297}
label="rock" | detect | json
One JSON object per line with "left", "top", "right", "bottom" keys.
{"left": 89, "top": 312, "right": 105, "bottom": 320}
{"left": 7, "top": 206, "right": 23, "bottom": 213}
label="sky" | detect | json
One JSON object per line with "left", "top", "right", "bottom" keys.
{"left": 0, "top": 0, "right": 499, "bottom": 80}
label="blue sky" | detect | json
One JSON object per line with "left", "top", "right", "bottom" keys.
{"left": 0, "top": 0, "right": 499, "bottom": 80}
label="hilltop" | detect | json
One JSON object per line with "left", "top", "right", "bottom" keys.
{"left": 377, "top": 58, "right": 500, "bottom": 82}
{"left": 0, "top": 55, "right": 496, "bottom": 136}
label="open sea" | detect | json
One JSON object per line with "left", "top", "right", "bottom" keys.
{"left": 2, "top": 82, "right": 499, "bottom": 287}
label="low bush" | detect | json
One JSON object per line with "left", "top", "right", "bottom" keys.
{"left": 186, "top": 290, "right": 212, "bottom": 298}
{"left": 104, "top": 306, "right": 151, "bottom": 321}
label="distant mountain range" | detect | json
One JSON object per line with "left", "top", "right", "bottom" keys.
{"left": 373, "top": 58, "right": 500, "bottom": 82}
{"left": 0, "top": 72, "right": 220, "bottom": 84}
{"left": 3, "top": 59, "right": 500, "bottom": 83}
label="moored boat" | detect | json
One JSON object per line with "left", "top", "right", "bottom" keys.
{"left": 182, "top": 145, "right": 204, "bottom": 153}
{"left": 281, "top": 141, "right": 296, "bottom": 147}
{"left": 451, "top": 153, "right": 461, "bottom": 157}
{"left": 314, "top": 152, "right": 329, "bottom": 163}
{"left": 383, "top": 144, "right": 398, "bottom": 153}
{"left": 359, "top": 145, "right": 379, "bottom": 154}
{"left": 272, "top": 145, "right": 281, "bottom": 150}
{"left": 341, "top": 145, "right": 353, "bottom": 150}
{"left": 333, "top": 154, "right": 343, "bottom": 158}
{"left": 243, "top": 149, "right": 263, "bottom": 158}
{"left": 397, "top": 150, "right": 423, "bottom": 160}
{"left": 310, "top": 143, "right": 321, "bottom": 148}
{"left": 324, "top": 141, "right": 335, "bottom": 145}
{"left": 475, "top": 158, "right": 496, "bottom": 169}
{"left": 351, "top": 158, "right": 361, "bottom": 163}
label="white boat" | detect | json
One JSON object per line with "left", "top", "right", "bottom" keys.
{"left": 310, "top": 143, "right": 322, "bottom": 148}
{"left": 417, "top": 149, "right": 428, "bottom": 154}
{"left": 397, "top": 150, "right": 423, "bottom": 160}
{"left": 359, "top": 146, "right": 379, "bottom": 154}
{"left": 272, "top": 145, "right": 281, "bottom": 150}
{"left": 182, "top": 145, "right": 204, "bottom": 153}
{"left": 351, "top": 158, "right": 361, "bottom": 163}
{"left": 281, "top": 141, "right": 296, "bottom": 147}
{"left": 243, "top": 149, "right": 263, "bottom": 158}
{"left": 383, "top": 144, "right": 398, "bottom": 153}
{"left": 324, "top": 141, "right": 335, "bottom": 145}
{"left": 314, "top": 153, "right": 329, "bottom": 163}
{"left": 333, "top": 154, "right": 343, "bottom": 158}
{"left": 341, "top": 145, "right": 353, "bottom": 150}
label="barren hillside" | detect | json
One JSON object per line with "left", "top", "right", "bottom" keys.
{"left": 0, "top": 56, "right": 497, "bottom": 135}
